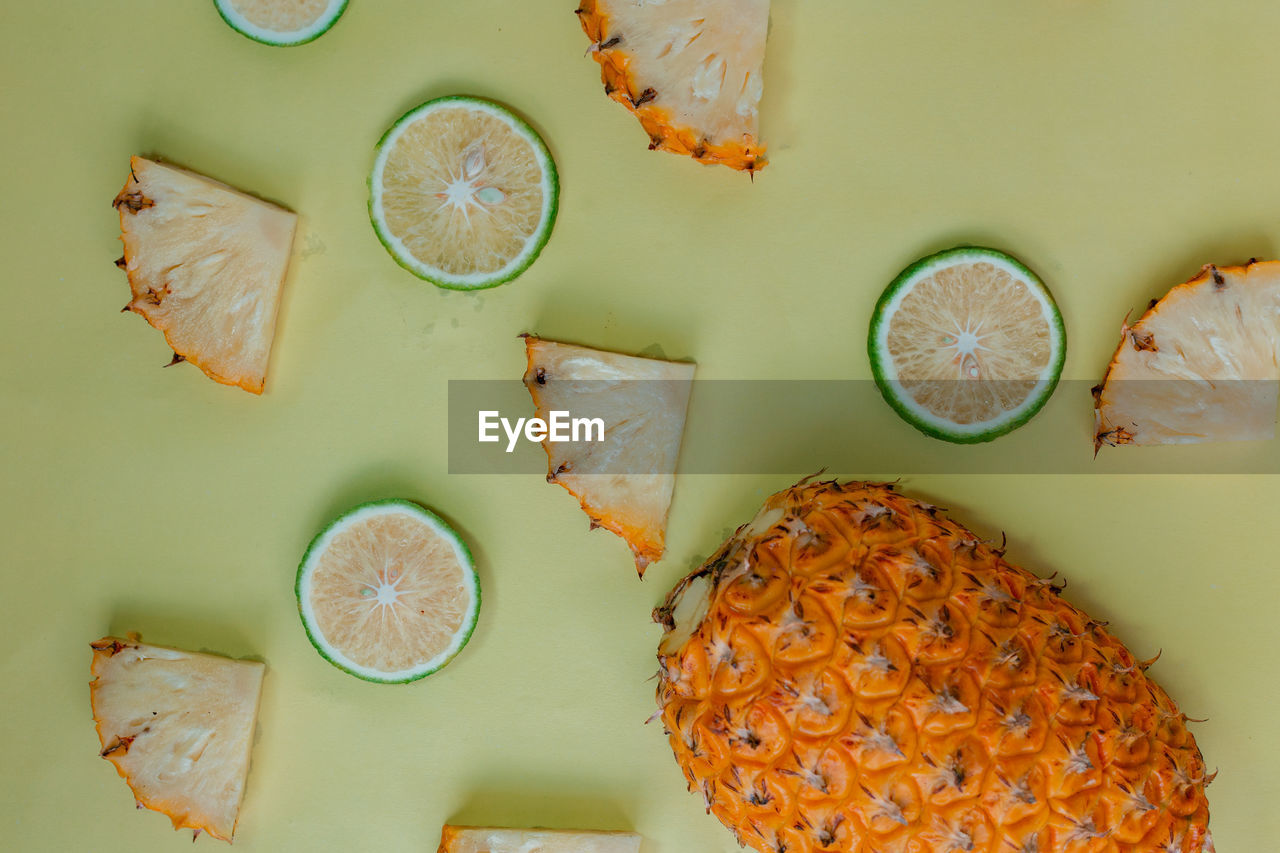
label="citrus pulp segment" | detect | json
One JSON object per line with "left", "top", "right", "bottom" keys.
{"left": 296, "top": 500, "right": 479, "bottom": 683}
{"left": 868, "top": 247, "right": 1066, "bottom": 443}
{"left": 369, "top": 97, "right": 559, "bottom": 289}
{"left": 214, "top": 0, "right": 348, "bottom": 46}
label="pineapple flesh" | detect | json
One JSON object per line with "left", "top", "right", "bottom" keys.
{"left": 1095, "top": 260, "right": 1280, "bottom": 449}
{"left": 523, "top": 335, "right": 695, "bottom": 576}
{"left": 577, "top": 0, "right": 770, "bottom": 172}
{"left": 437, "top": 825, "right": 642, "bottom": 853}
{"left": 115, "top": 156, "right": 297, "bottom": 394}
{"left": 654, "top": 480, "right": 1214, "bottom": 853}
{"left": 89, "top": 637, "right": 265, "bottom": 842}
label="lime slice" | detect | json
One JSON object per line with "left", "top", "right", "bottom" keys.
{"left": 868, "top": 246, "right": 1066, "bottom": 443}
{"left": 368, "top": 96, "right": 559, "bottom": 290}
{"left": 296, "top": 500, "right": 480, "bottom": 683}
{"left": 214, "top": 0, "right": 348, "bottom": 46}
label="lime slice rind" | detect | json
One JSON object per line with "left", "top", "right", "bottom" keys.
{"left": 368, "top": 96, "right": 560, "bottom": 290}
{"left": 296, "top": 499, "right": 480, "bottom": 684}
{"left": 868, "top": 246, "right": 1067, "bottom": 444}
{"left": 214, "top": 0, "right": 348, "bottom": 47}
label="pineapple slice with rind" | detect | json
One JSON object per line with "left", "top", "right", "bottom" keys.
{"left": 1094, "top": 259, "right": 1280, "bottom": 449}
{"left": 523, "top": 335, "right": 695, "bottom": 576}
{"left": 89, "top": 636, "right": 265, "bottom": 842}
{"left": 438, "top": 825, "right": 642, "bottom": 853}
{"left": 577, "top": 0, "right": 770, "bottom": 172}
{"left": 115, "top": 156, "right": 297, "bottom": 394}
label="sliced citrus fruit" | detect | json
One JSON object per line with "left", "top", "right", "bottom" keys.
{"left": 439, "top": 825, "right": 642, "bottom": 853}
{"left": 296, "top": 500, "right": 480, "bottom": 683}
{"left": 369, "top": 96, "right": 559, "bottom": 290}
{"left": 868, "top": 246, "right": 1066, "bottom": 443}
{"left": 214, "top": 0, "right": 348, "bottom": 46}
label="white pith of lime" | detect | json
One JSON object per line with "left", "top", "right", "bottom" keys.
{"left": 868, "top": 246, "right": 1066, "bottom": 443}
{"left": 214, "top": 0, "right": 348, "bottom": 46}
{"left": 368, "top": 96, "right": 559, "bottom": 290}
{"left": 296, "top": 500, "right": 480, "bottom": 683}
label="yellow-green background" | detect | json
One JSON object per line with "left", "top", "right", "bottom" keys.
{"left": 1, "top": 0, "right": 1276, "bottom": 849}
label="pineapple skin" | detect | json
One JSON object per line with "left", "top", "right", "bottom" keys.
{"left": 575, "top": 0, "right": 766, "bottom": 172}
{"left": 654, "top": 480, "right": 1213, "bottom": 853}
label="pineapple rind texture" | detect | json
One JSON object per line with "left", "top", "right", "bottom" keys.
{"left": 89, "top": 637, "right": 265, "bottom": 842}
{"left": 577, "top": 0, "right": 769, "bottom": 172}
{"left": 1095, "top": 259, "right": 1280, "bottom": 450}
{"left": 655, "top": 480, "right": 1213, "bottom": 853}
{"left": 115, "top": 156, "right": 297, "bottom": 394}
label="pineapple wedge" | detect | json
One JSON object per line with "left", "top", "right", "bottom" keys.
{"left": 89, "top": 636, "right": 265, "bottom": 841}
{"left": 578, "top": 0, "right": 770, "bottom": 172}
{"left": 438, "top": 825, "right": 642, "bottom": 853}
{"left": 1094, "top": 260, "right": 1280, "bottom": 449}
{"left": 114, "top": 156, "right": 297, "bottom": 394}
{"left": 523, "top": 335, "right": 694, "bottom": 576}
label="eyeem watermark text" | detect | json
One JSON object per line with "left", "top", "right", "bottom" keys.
{"left": 478, "top": 410, "right": 605, "bottom": 453}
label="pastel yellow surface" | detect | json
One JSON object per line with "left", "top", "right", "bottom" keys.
{"left": 1, "top": 1, "right": 1277, "bottom": 850}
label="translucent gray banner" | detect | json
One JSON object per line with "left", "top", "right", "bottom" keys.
{"left": 448, "top": 379, "right": 1280, "bottom": 474}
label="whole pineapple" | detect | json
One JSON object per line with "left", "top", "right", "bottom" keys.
{"left": 654, "top": 480, "right": 1213, "bottom": 853}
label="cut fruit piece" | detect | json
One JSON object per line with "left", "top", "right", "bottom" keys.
{"left": 369, "top": 97, "right": 559, "bottom": 289}
{"left": 577, "top": 0, "right": 770, "bottom": 172}
{"left": 522, "top": 335, "right": 694, "bottom": 576}
{"left": 296, "top": 500, "right": 480, "bottom": 683}
{"left": 438, "top": 825, "right": 642, "bottom": 853}
{"left": 214, "top": 0, "right": 348, "bottom": 46}
{"left": 114, "top": 156, "right": 297, "bottom": 394}
{"left": 868, "top": 246, "right": 1066, "bottom": 443}
{"left": 89, "top": 636, "right": 265, "bottom": 842}
{"left": 1095, "top": 260, "right": 1280, "bottom": 449}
